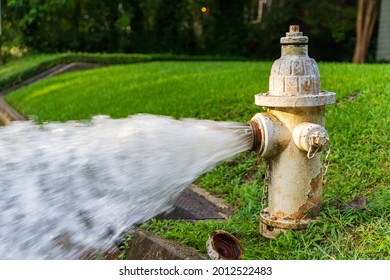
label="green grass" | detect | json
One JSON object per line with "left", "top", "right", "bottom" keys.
{"left": 4, "top": 60, "right": 390, "bottom": 260}
{"left": 4, "top": 61, "right": 270, "bottom": 122}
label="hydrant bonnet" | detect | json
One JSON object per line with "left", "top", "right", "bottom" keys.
{"left": 255, "top": 25, "right": 336, "bottom": 108}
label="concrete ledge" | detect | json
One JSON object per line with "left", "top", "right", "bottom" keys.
{"left": 0, "top": 97, "right": 26, "bottom": 125}
{"left": 125, "top": 229, "right": 207, "bottom": 260}
{"left": 121, "top": 185, "right": 229, "bottom": 260}
{"left": 0, "top": 62, "right": 102, "bottom": 97}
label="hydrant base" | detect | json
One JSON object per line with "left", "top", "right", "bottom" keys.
{"left": 259, "top": 221, "right": 285, "bottom": 240}
{"left": 259, "top": 210, "right": 312, "bottom": 239}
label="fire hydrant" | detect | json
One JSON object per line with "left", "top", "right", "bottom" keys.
{"left": 249, "top": 25, "right": 336, "bottom": 239}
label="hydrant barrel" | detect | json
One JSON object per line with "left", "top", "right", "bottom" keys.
{"left": 252, "top": 26, "right": 336, "bottom": 239}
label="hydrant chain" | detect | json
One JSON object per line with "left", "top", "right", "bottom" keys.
{"left": 261, "top": 161, "right": 270, "bottom": 211}
{"left": 322, "top": 147, "right": 331, "bottom": 186}
{"left": 307, "top": 142, "right": 321, "bottom": 159}
{"left": 307, "top": 134, "right": 325, "bottom": 159}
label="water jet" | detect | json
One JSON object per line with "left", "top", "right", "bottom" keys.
{"left": 0, "top": 115, "right": 252, "bottom": 259}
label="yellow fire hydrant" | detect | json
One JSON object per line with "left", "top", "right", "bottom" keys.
{"left": 249, "top": 25, "right": 336, "bottom": 239}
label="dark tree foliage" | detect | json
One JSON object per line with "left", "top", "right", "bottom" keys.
{"left": 202, "top": 0, "right": 251, "bottom": 56}
{"left": 1, "top": 0, "right": 361, "bottom": 61}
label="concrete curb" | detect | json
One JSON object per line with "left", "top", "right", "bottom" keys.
{"left": 119, "top": 185, "right": 229, "bottom": 260}
{"left": 0, "top": 97, "right": 27, "bottom": 125}
{"left": 125, "top": 229, "right": 207, "bottom": 260}
{"left": 0, "top": 62, "right": 102, "bottom": 97}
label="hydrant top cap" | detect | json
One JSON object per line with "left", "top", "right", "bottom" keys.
{"left": 281, "top": 25, "right": 308, "bottom": 45}
{"left": 254, "top": 25, "right": 336, "bottom": 107}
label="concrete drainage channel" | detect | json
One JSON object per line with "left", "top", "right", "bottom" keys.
{"left": 124, "top": 185, "right": 230, "bottom": 260}
{"left": 0, "top": 63, "right": 233, "bottom": 260}
{"left": 100, "top": 184, "right": 230, "bottom": 260}
{"left": 0, "top": 97, "right": 26, "bottom": 124}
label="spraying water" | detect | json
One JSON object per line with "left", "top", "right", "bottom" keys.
{"left": 0, "top": 114, "right": 252, "bottom": 259}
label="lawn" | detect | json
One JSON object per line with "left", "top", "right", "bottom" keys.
{"left": 4, "top": 61, "right": 268, "bottom": 122}
{"left": 3, "top": 58, "right": 390, "bottom": 259}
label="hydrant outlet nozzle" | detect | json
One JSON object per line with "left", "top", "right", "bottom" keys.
{"left": 293, "top": 123, "right": 329, "bottom": 156}
{"left": 249, "top": 113, "right": 290, "bottom": 158}
{"left": 248, "top": 119, "right": 262, "bottom": 154}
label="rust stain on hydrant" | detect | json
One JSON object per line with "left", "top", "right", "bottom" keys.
{"left": 293, "top": 172, "right": 323, "bottom": 219}
{"left": 249, "top": 25, "right": 336, "bottom": 239}
{"left": 310, "top": 172, "right": 322, "bottom": 192}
